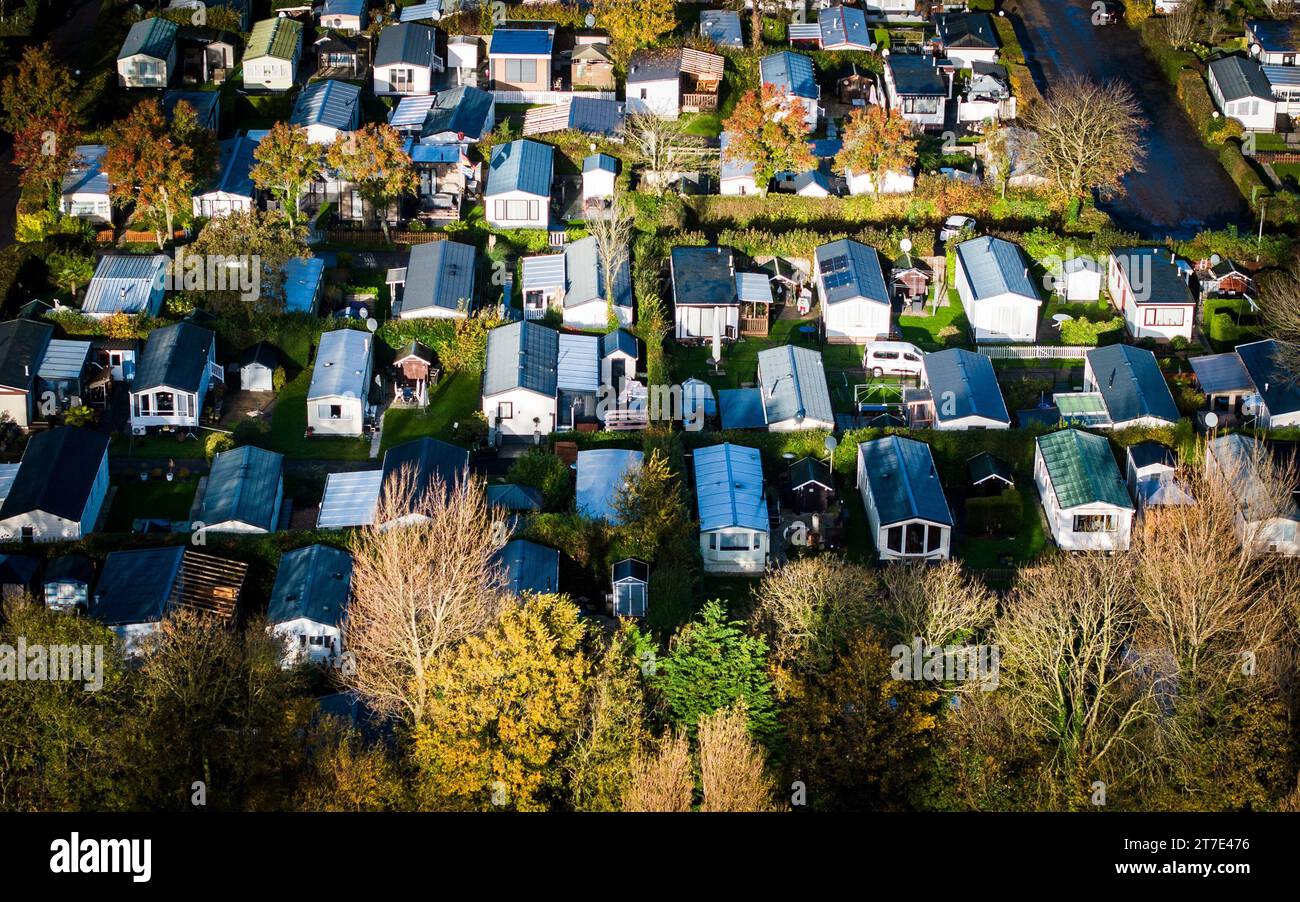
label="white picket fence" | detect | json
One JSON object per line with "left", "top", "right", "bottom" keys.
{"left": 491, "top": 89, "right": 617, "bottom": 105}
{"left": 977, "top": 344, "right": 1094, "bottom": 360}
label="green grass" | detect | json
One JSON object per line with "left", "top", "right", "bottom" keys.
{"left": 956, "top": 485, "right": 1048, "bottom": 571}
{"left": 379, "top": 372, "right": 481, "bottom": 453}
{"left": 671, "top": 314, "right": 820, "bottom": 391}
{"left": 120, "top": 431, "right": 213, "bottom": 459}
{"left": 105, "top": 478, "right": 198, "bottom": 532}
{"left": 896, "top": 290, "right": 971, "bottom": 351}
{"left": 268, "top": 370, "right": 373, "bottom": 460}
{"left": 680, "top": 112, "right": 722, "bottom": 137}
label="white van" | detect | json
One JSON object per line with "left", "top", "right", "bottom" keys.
{"left": 863, "top": 340, "right": 924, "bottom": 378}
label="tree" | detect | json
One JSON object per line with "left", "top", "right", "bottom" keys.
{"left": 186, "top": 209, "right": 308, "bottom": 313}
{"left": 507, "top": 447, "right": 572, "bottom": 508}
{"left": 584, "top": 191, "right": 635, "bottom": 325}
{"left": 982, "top": 122, "right": 1021, "bottom": 200}
{"left": 0, "top": 42, "right": 76, "bottom": 134}
{"left": 833, "top": 104, "right": 918, "bottom": 196}
{"left": 624, "top": 113, "right": 692, "bottom": 196}
{"left": 297, "top": 725, "right": 411, "bottom": 812}
{"left": 877, "top": 560, "right": 997, "bottom": 651}
{"left": 47, "top": 250, "right": 95, "bottom": 300}
{"left": 1162, "top": 0, "right": 1204, "bottom": 49}
{"left": 412, "top": 594, "right": 590, "bottom": 811}
{"left": 13, "top": 108, "right": 77, "bottom": 210}
{"left": 344, "top": 469, "right": 507, "bottom": 729}
{"left": 251, "top": 121, "right": 325, "bottom": 228}
{"left": 565, "top": 622, "right": 656, "bottom": 811}
{"left": 611, "top": 449, "right": 691, "bottom": 561}
{"left": 751, "top": 555, "right": 879, "bottom": 676}
{"left": 721, "top": 85, "right": 817, "bottom": 188}
{"left": 1024, "top": 75, "right": 1147, "bottom": 215}
{"left": 653, "top": 599, "right": 779, "bottom": 742}
{"left": 621, "top": 731, "right": 693, "bottom": 812}
{"left": 326, "top": 123, "right": 415, "bottom": 244}
{"left": 589, "top": 0, "right": 675, "bottom": 66}
{"left": 1255, "top": 258, "right": 1300, "bottom": 377}
{"left": 697, "top": 704, "right": 780, "bottom": 812}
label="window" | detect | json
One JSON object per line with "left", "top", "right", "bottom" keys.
{"left": 1073, "top": 513, "right": 1118, "bottom": 533}
{"left": 504, "top": 59, "right": 537, "bottom": 84}
{"left": 137, "top": 393, "right": 151, "bottom": 416}
{"left": 905, "top": 522, "right": 926, "bottom": 555}
{"left": 708, "top": 534, "right": 717, "bottom": 550}
{"left": 886, "top": 525, "right": 903, "bottom": 553}
{"left": 902, "top": 96, "right": 940, "bottom": 115}
{"left": 927, "top": 525, "right": 943, "bottom": 553}
{"left": 1143, "top": 306, "right": 1184, "bottom": 327}
{"left": 155, "top": 391, "right": 174, "bottom": 415}
{"left": 639, "top": 88, "right": 648, "bottom": 99}
{"left": 497, "top": 402, "right": 513, "bottom": 420}
{"left": 719, "top": 532, "right": 751, "bottom": 551}
{"left": 330, "top": 404, "right": 343, "bottom": 419}
{"left": 497, "top": 199, "right": 539, "bottom": 222}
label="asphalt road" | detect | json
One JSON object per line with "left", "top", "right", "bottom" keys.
{"left": 1005, "top": 0, "right": 1249, "bottom": 238}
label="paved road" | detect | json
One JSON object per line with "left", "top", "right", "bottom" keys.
{"left": 1006, "top": 0, "right": 1249, "bottom": 238}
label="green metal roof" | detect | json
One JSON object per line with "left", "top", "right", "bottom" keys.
{"left": 246, "top": 16, "right": 302, "bottom": 61}
{"left": 118, "top": 17, "right": 179, "bottom": 61}
{"left": 1036, "top": 429, "right": 1132, "bottom": 510}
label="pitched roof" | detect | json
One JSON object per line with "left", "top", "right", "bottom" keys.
{"left": 564, "top": 235, "right": 632, "bottom": 310}
{"left": 757, "top": 345, "right": 834, "bottom": 427}
{"left": 671, "top": 246, "right": 737, "bottom": 306}
{"left": 719, "top": 132, "right": 755, "bottom": 182}
{"left": 1209, "top": 433, "right": 1300, "bottom": 523}
{"left": 486, "top": 483, "right": 544, "bottom": 511}
{"left": 760, "top": 51, "right": 818, "bottom": 100}
{"left": 887, "top": 53, "right": 948, "bottom": 95}
{"left": 320, "top": 0, "right": 365, "bottom": 17}
{"left": 601, "top": 328, "right": 639, "bottom": 359}
{"left": 483, "top": 320, "right": 559, "bottom": 397}
{"left": 398, "top": 240, "right": 476, "bottom": 316}
{"left": 308, "top": 328, "right": 371, "bottom": 401}
{"left": 399, "top": 0, "right": 445, "bottom": 22}
{"left": 584, "top": 152, "right": 618, "bottom": 173}
{"left": 267, "top": 544, "right": 352, "bottom": 626}
{"left": 62, "top": 145, "right": 108, "bottom": 197}
{"left": 789, "top": 456, "right": 834, "bottom": 490}
{"left": 246, "top": 16, "right": 302, "bottom": 61}
{"left": 119, "top": 16, "right": 179, "bottom": 60}
{"left": 493, "top": 539, "right": 560, "bottom": 596}
{"left": 935, "top": 12, "right": 1000, "bottom": 49}
{"left": 162, "top": 90, "right": 220, "bottom": 126}
{"left": 967, "top": 451, "right": 1013, "bottom": 486}
{"left": 46, "top": 553, "right": 94, "bottom": 586}
{"left": 92, "top": 546, "right": 185, "bottom": 625}
{"left": 134, "top": 321, "right": 215, "bottom": 393}
{"left": 200, "top": 445, "right": 284, "bottom": 531}
{"left": 613, "top": 557, "right": 650, "bottom": 583}
{"left": 1036, "top": 428, "right": 1132, "bottom": 509}
{"left": 0, "top": 427, "right": 108, "bottom": 523}
{"left": 1111, "top": 246, "right": 1195, "bottom": 305}
{"left": 700, "top": 9, "right": 744, "bottom": 48}
{"left": 317, "top": 469, "right": 383, "bottom": 528}
{"left": 818, "top": 5, "right": 872, "bottom": 49}
{"left": 1128, "top": 440, "right": 1177, "bottom": 471}
{"left": 956, "top": 235, "right": 1038, "bottom": 302}
{"left": 379, "top": 437, "right": 470, "bottom": 511}
{"left": 858, "top": 435, "right": 953, "bottom": 527}
{"left": 82, "top": 254, "right": 168, "bottom": 316}
{"left": 576, "top": 449, "right": 643, "bottom": 523}
{"left": 0, "top": 318, "right": 52, "bottom": 391}
{"left": 199, "top": 130, "right": 265, "bottom": 198}
{"left": 815, "top": 239, "right": 889, "bottom": 306}
{"left": 523, "top": 96, "right": 623, "bottom": 138}
{"left": 240, "top": 340, "right": 278, "bottom": 369}
{"left": 421, "top": 85, "right": 494, "bottom": 140}
{"left": 37, "top": 339, "right": 91, "bottom": 382}
{"left": 923, "top": 348, "right": 1011, "bottom": 425}
{"left": 290, "top": 79, "right": 360, "bottom": 130}
{"left": 486, "top": 139, "right": 554, "bottom": 198}
{"left": 693, "top": 443, "right": 767, "bottom": 532}
{"left": 375, "top": 21, "right": 438, "bottom": 67}
{"left": 1190, "top": 351, "right": 1255, "bottom": 395}
{"left": 489, "top": 27, "right": 554, "bottom": 57}
{"left": 1208, "top": 54, "right": 1272, "bottom": 103}
{"left": 1236, "top": 338, "right": 1300, "bottom": 417}
{"left": 1086, "top": 344, "right": 1180, "bottom": 425}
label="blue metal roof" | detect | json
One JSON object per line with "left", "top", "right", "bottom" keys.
{"left": 486, "top": 483, "right": 544, "bottom": 512}
{"left": 700, "top": 10, "right": 743, "bottom": 49}
{"left": 576, "top": 449, "right": 643, "bottom": 523}
{"left": 819, "top": 5, "right": 871, "bottom": 49}
{"left": 956, "top": 235, "right": 1038, "bottom": 302}
{"left": 564, "top": 236, "right": 632, "bottom": 310}
{"left": 601, "top": 328, "right": 639, "bottom": 359}
{"left": 815, "top": 239, "right": 889, "bottom": 306}
{"left": 719, "top": 132, "right": 755, "bottom": 182}
{"left": 379, "top": 438, "right": 470, "bottom": 510}
{"left": 719, "top": 388, "right": 767, "bottom": 430}
{"left": 584, "top": 153, "right": 618, "bottom": 174}
{"left": 487, "top": 139, "right": 553, "bottom": 198}
{"left": 200, "top": 445, "right": 284, "bottom": 531}
{"left": 483, "top": 320, "right": 558, "bottom": 397}
{"left": 374, "top": 22, "right": 438, "bottom": 68}
{"left": 62, "top": 145, "right": 108, "bottom": 197}
{"left": 200, "top": 130, "right": 266, "bottom": 199}
{"left": 317, "top": 470, "right": 382, "bottom": 528}
{"left": 556, "top": 334, "right": 598, "bottom": 392}
{"left": 760, "top": 51, "right": 818, "bottom": 100}
{"left": 283, "top": 256, "right": 324, "bottom": 312}
{"left": 398, "top": 240, "right": 476, "bottom": 316}
{"left": 93, "top": 546, "right": 185, "bottom": 626}
{"left": 757, "top": 345, "right": 834, "bottom": 427}
{"left": 37, "top": 339, "right": 91, "bottom": 382}
{"left": 268, "top": 544, "right": 352, "bottom": 626}
{"left": 1087, "top": 343, "right": 1180, "bottom": 425}
{"left": 1236, "top": 339, "right": 1300, "bottom": 418}
{"left": 1190, "top": 351, "right": 1254, "bottom": 395}
{"left": 923, "top": 348, "right": 1010, "bottom": 426}
{"left": 1248, "top": 18, "right": 1298, "bottom": 53}
{"left": 134, "top": 322, "right": 214, "bottom": 393}
{"left": 494, "top": 539, "right": 560, "bottom": 596}
{"left": 308, "top": 328, "right": 371, "bottom": 400}
{"left": 290, "top": 79, "right": 360, "bottom": 131}
{"left": 422, "top": 85, "right": 494, "bottom": 140}
{"left": 694, "top": 443, "right": 767, "bottom": 532}
{"left": 83, "top": 254, "right": 168, "bottom": 316}
{"left": 399, "top": 0, "right": 444, "bottom": 22}
{"left": 858, "top": 435, "right": 953, "bottom": 527}
{"left": 489, "top": 28, "right": 554, "bottom": 57}
{"left": 320, "top": 0, "right": 365, "bottom": 18}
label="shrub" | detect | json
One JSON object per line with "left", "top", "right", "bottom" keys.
{"left": 272, "top": 365, "right": 287, "bottom": 393}
{"left": 1060, "top": 315, "right": 1124, "bottom": 345}
{"left": 63, "top": 405, "right": 96, "bottom": 428}
{"left": 508, "top": 448, "right": 573, "bottom": 509}
{"left": 204, "top": 431, "right": 235, "bottom": 458}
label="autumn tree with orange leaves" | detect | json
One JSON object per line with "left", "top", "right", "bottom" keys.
{"left": 721, "top": 84, "right": 817, "bottom": 189}
{"left": 833, "top": 104, "right": 919, "bottom": 195}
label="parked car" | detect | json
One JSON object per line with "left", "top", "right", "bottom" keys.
{"left": 1095, "top": 1, "right": 1122, "bottom": 24}
{"left": 863, "top": 340, "right": 924, "bottom": 378}
{"left": 939, "top": 215, "right": 977, "bottom": 242}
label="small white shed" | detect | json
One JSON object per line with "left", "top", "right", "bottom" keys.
{"left": 240, "top": 342, "right": 277, "bottom": 393}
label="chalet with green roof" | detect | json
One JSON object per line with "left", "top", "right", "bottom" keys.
{"left": 117, "top": 17, "right": 180, "bottom": 88}
{"left": 243, "top": 16, "right": 303, "bottom": 91}
{"left": 1033, "top": 429, "right": 1134, "bottom": 552}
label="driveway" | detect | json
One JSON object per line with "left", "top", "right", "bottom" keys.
{"left": 1005, "top": 0, "right": 1249, "bottom": 238}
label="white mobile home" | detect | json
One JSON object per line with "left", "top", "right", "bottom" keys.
{"left": 268, "top": 544, "right": 352, "bottom": 667}
{"left": 129, "top": 323, "right": 223, "bottom": 432}
{"left": 0, "top": 427, "right": 110, "bottom": 542}
{"left": 307, "top": 329, "right": 374, "bottom": 437}
{"left": 954, "top": 235, "right": 1042, "bottom": 343}
{"left": 813, "top": 238, "right": 892, "bottom": 342}
{"left": 856, "top": 435, "right": 953, "bottom": 561}
{"left": 486, "top": 140, "right": 553, "bottom": 230}
{"left": 243, "top": 16, "right": 303, "bottom": 92}
{"left": 117, "top": 17, "right": 179, "bottom": 88}
{"left": 1034, "top": 428, "right": 1134, "bottom": 552}
{"left": 694, "top": 443, "right": 769, "bottom": 574}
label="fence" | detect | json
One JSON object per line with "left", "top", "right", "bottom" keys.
{"left": 491, "top": 89, "right": 616, "bottom": 105}
{"left": 977, "top": 344, "right": 1093, "bottom": 360}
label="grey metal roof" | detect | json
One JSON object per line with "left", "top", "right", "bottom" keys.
{"left": 379, "top": 438, "right": 470, "bottom": 512}
{"left": 389, "top": 94, "right": 437, "bottom": 129}
{"left": 760, "top": 51, "right": 818, "bottom": 100}
{"left": 1263, "top": 63, "right": 1300, "bottom": 91}
{"left": 564, "top": 236, "right": 632, "bottom": 310}
{"left": 483, "top": 320, "right": 558, "bottom": 397}
{"left": 290, "top": 79, "right": 360, "bottom": 131}
{"left": 556, "top": 334, "right": 599, "bottom": 392}
{"left": 119, "top": 16, "right": 178, "bottom": 61}
{"left": 819, "top": 5, "right": 871, "bottom": 49}
{"left": 92, "top": 546, "right": 185, "bottom": 626}
{"left": 487, "top": 139, "right": 554, "bottom": 198}
{"left": 0, "top": 427, "right": 109, "bottom": 523}
{"left": 1209, "top": 433, "right": 1300, "bottom": 523}
{"left": 0, "top": 319, "right": 52, "bottom": 391}
{"left": 956, "top": 235, "right": 1038, "bottom": 302}
{"left": 420, "top": 85, "right": 494, "bottom": 140}
{"left": 1236, "top": 338, "right": 1300, "bottom": 417}
{"left": 887, "top": 53, "right": 948, "bottom": 96}
{"left": 83, "top": 254, "right": 168, "bottom": 316}
{"left": 565, "top": 96, "right": 623, "bottom": 137}
{"left": 816, "top": 238, "right": 890, "bottom": 306}
{"left": 521, "top": 252, "right": 565, "bottom": 293}
{"left": 719, "top": 132, "right": 755, "bottom": 182}
{"left": 1087, "top": 343, "right": 1180, "bottom": 425}
{"left": 308, "top": 328, "right": 371, "bottom": 400}
{"left": 936, "top": 12, "right": 999, "bottom": 49}
{"left": 493, "top": 539, "right": 559, "bottom": 596}
{"left": 162, "top": 90, "right": 220, "bottom": 126}
{"left": 701, "top": 10, "right": 743, "bottom": 48}
{"left": 576, "top": 449, "right": 643, "bottom": 523}
{"left": 37, "top": 339, "right": 91, "bottom": 382}
{"left": 1128, "top": 440, "right": 1177, "bottom": 471}
{"left": 375, "top": 22, "right": 438, "bottom": 68}
{"left": 693, "top": 443, "right": 767, "bottom": 532}
{"left": 859, "top": 436, "right": 953, "bottom": 527}
{"left": 735, "top": 271, "right": 774, "bottom": 304}
{"left": 1111, "top": 247, "right": 1195, "bottom": 305}
{"left": 1190, "top": 352, "right": 1255, "bottom": 395}
{"left": 134, "top": 322, "right": 214, "bottom": 393}
{"left": 200, "top": 445, "right": 284, "bottom": 531}
{"left": 399, "top": 240, "right": 476, "bottom": 316}
{"left": 268, "top": 544, "right": 352, "bottom": 626}
{"left": 399, "top": 0, "right": 444, "bottom": 22}
{"left": 757, "top": 345, "right": 834, "bottom": 427}
{"left": 62, "top": 145, "right": 108, "bottom": 197}
{"left": 923, "top": 348, "right": 1010, "bottom": 425}
{"left": 486, "top": 483, "right": 544, "bottom": 512}
{"left": 671, "top": 246, "right": 737, "bottom": 306}
{"left": 317, "top": 470, "right": 382, "bottom": 528}
{"left": 1209, "top": 54, "right": 1273, "bottom": 103}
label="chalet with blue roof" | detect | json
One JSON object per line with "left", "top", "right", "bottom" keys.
{"left": 390, "top": 240, "right": 477, "bottom": 320}
{"left": 318, "top": 0, "right": 367, "bottom": 33}
{"left": 856, "top": 435, "right": 954, "bottom": 561}
{"left": 954, "top": 235, "right": 1041, "bottom": 343}
{"left": 493, "top": 539, "right": 560, "bottom": 597}
{"left": 911, "top": 348, "right": 1011, "bottom": 430}
{"left": 61, "top": 146, "right": 111, "bottom": 224}
{"left": 195, "top": 445, "right": 285, "bottom": 534}
{"left": 489, "top": 26, "right": 555, "bottom": 93}
{"left": 129, "top": 322, "right": 223, "bottom": 433}
{"left": 694, "top": 443, "right": 769, "bottom": 574}
{"left": 486, "top": 139, "right": 553, "bottom": 229}
{"left": 760, "top": 51, "right": 821, "bottom": 129}
{"left": 0, "top": 427, "right": 109, "bottom": 542}
{"left": 1080, "top": 344, "right": 1181, "bottom": 429}
{"left": 814, "top": 239, "right": 891, "bottom": 341}
{"left": 290, "top": 79, "right": 361, "bottom": 144}
{"left": 1107, "top": 247, "right": 1197, "bottom": 342}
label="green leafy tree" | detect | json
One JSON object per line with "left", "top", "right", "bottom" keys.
{"left": 0, "top": 42, "right": 75, "bottom": 134}
{"left": 186, "top": 208, "right": 308, "bottom": 313}
{"left": 507, "top": 448, "right": 573, "bottom": 509}
{"left": 251, "top": 121, "right": 325, "bottom": 227}
{"left": 612, "top": 449, "right": 690, "bottom": 561}
{"left": 833, "top": 104, "right": 918, "bottom": 196}
{"left": 590, "top": 0, "right": 675, "bottom": 66}
{"left": 47, "top": 250, "right": 95, "bottom": 300}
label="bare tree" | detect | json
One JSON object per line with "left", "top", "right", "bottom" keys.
{"left": 697, "top": 704, "right": 780, "bottom": 812}
{"left": 1024, "top": 75, "right": 1147, "bottom": 212}
{"left": 344, "top": 467, "right": 508, "bottom": 729}
{"left": 622, "top": 731, "right": 694, "bottom": 812}
{"left": 584, "top": 191, "right": 635, "bottom": 319}
{"left": 751, "top": 556, "right": 878, "bottom": 674}
{"left": 624, "top": 113, "right": 691, "bottom": 196}
{"left": 1162, "top": 0, "right": 1204, "bottom": 49}
{"left": 1255, "top": 259, "right": 1300, "bottom": 378}
{"left": 879, "top": 560, "right": 998, "bottom": 651}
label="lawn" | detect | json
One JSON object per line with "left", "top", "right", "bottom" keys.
{"left": 956, "top": 485, "right": 1048, "bottom": 573}
{"left": 104, "top": 478, "right": 198, "bottom": 532}
{"left": 671, "top": 313, "right": 821, "bottom": 390}
{"left": 379, "top": 371, "right": 481, "bottom": 453}
{"left": 268, "top": 369, "right": 373, "bottom": 460}
{"left": 120, "top": 430, "right": 214, "bottom": 459}
{"left": 896, "top": 290, "right": 971, "bottom": 351}
{"left": 680, "top": 112, "right": 722, "bottom": 137}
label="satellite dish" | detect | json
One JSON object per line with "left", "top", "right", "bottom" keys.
{"left": 357, "top": 306, "right": 369, "bottom": 320}
{"left": 824, "top": 435, "right": 838, "bottom": 454}
{"left": 366, "top": 316, "right": 378, "bottom": 332}
{"left": 1250, "top": 43, "right": 1261, "bottom": 57}
{"left": 1210, "top": 253, "right": 1222, "bottom": 265}
{"left": 882, "top": 47, "right": 890, "bottom": 57}
{"left": 585, "top": 13, "right": 596, "bottom": 27}
{"left": 1204, "top": 411, "right": 1219, "bottom": 429}
{"left": 900, "top": 238, "right": 913, "bottom": 253}
{"left": 869, "top": 43, "right": 878, "bottom": 53}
